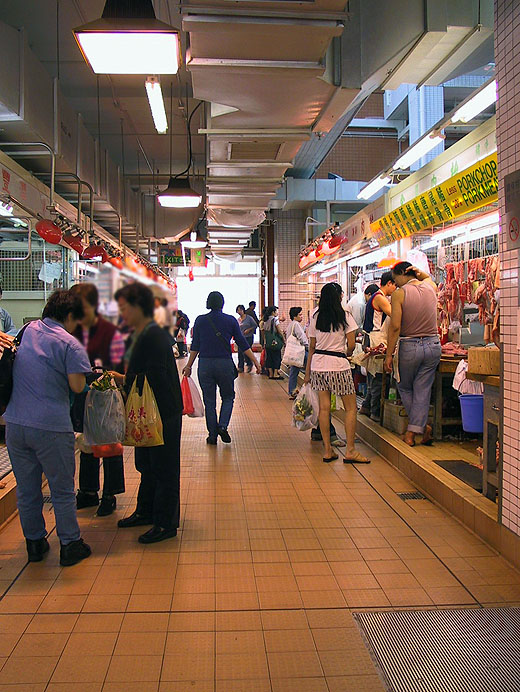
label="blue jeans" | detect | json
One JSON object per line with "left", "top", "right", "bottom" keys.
{"left": 362, "top": 372, "right": 383, "bottom": 418}
{"left": 288, "top": 350, "right": 308, "bottom": 395}
{"left": 397, "top": 336, "right": 441, "bottom": 433}
{"left": 198, "top": 358, "right": 236, "bottom": 438}
{"left": 6, "top": 423, "right": 80, "bottom": 545}
{"left": 237, "top": 335, "right": 253, "bottom": 370}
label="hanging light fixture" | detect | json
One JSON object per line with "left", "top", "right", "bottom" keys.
{"left": 157, "top": 82, "right": 202, "bottom": 209}
{"left": 73, "top": 0, "right": 180, "bottom": 75}
{"left": 145, "top": 77, "right": 168, "bottom": 134}
{"left": 181, "top": 231, "right": 207, "bottom": 249}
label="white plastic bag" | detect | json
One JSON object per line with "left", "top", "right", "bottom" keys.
{"left": 83, "top": 388, "right": 126, "bottom": 445}
{"left": 187, "top": 377, "right": 204, "bottom": 418}
{"left": 282, "top": 324, "right": 305, "bottom": 368}
{"left": 292, "top": 383, "right": 319, "bottom": 431}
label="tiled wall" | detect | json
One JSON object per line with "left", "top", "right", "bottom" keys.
{"left": 314, "top": 136, "right": 400, "bottom": 182}
{"left": 271, "top": 209, "right": 316, "bottom": 323}
{"left": 495, "top": 0, "right": 520, "bottom": 533}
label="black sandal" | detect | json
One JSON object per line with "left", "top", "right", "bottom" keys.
{"left": 323, "top": 453, "right": 339, "bottom": 463}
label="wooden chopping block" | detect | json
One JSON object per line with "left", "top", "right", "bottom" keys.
{"left": 468, "top": 346, "right": 500, "bottom": 375}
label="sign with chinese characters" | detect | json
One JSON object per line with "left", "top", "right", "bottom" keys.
{"left": 371, "top": 152, "right": 498, "bottom": 245}
{"left": 504, "top": 169, "right": 520, "bottom": 251}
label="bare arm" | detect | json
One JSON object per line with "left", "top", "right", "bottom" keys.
{"left": 346, "top": 330, "right": 356, "bottom": 357}
{"left": 304, "top": 336, "right": 316, "bottom": 384}
{"left": 68, "top": 373, "right": 87, "bottom": 394}
{"left": 373, "top": 294, "right": 392, "bottom": 317}
{"left": 384, "top": 289, "right": 404, "bottom": 372}
{"left": 244, "top": 348, "right": 262, "bottom": 374}
{"left": 182, "top": 349, "right": 199, "bottom": 377}
{"left": 408, "top": 266, "right": 437, "bottom": 290}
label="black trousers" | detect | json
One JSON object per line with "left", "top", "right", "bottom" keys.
{"left": 134, "top": 412, "right": 182, "bottom": 530}
{"left": 79, "top": 452, "right": 125, "bottom": 496}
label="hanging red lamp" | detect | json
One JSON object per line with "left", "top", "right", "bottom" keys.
{"left": 108, "top": 256, "right": 123, "bottom": 270}
{"left": 63, "top": 233, "right": 85, "bottom": 254}
{"left": 82, "top": 243, "right": 107, "bottom": 261}
{"left": 36, "top": 219, "right": 63, "bottom": 244}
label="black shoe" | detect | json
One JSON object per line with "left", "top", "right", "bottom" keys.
{"left": 26, "top": 537, "right": 50, "bottom": 563}
{"left": 76, "top": 491, "right": 99, "bottom": 509}
{"left": 60, "top": 538, "right": 91, "bottom": 567}
{"left": 217, "top": 427, "right": 231, "bottom": 444}
{"left": 96, "top": 496, "right": 116, "bottom": 517}
{"left": 138, "top": 526, "right": 177, "bottom": 544}
{"left": 206, "top": 436, "right": 218, "bottom": 445}
{"left": 310, "top": 431, "right": 323, "bottom": 442}
{"left": 117, "top": 511, "right": 153, "bottom": 528}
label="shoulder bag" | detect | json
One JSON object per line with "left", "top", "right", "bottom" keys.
{"left": 264, "top": 319, "right": 284, "bottom": 352}
{"left": 207, "top": 315, "right": 239, "bottom": 379}
{"left": 282, "top": 322, "right": 305, "bottom": 367}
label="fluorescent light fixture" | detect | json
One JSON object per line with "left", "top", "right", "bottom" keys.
{"left": 393, "top": 133, "right": 445, "bottom": 170}
{"left": 451, "top": 224, "right": 499, "bottom": 245}
{"left": 357, "top": 175, "right": 392, "bottom": 200}
{"left": 420, "top": 239, "right": 439, "bottom": 250}
{"left": 157, "top": 177, "right": 202, "bottom": 208}
{"left": 452, "top": 80, "right": 497, "bottom": 124}
{"left": 145, "top": 77, "right": 167, "bottom": 134}
{"left": 181, "top": 231, "right": 206, "bottom": 249}
{"left": 73, "top": 0, "right": 180, "bottom": 75}
{"left": 320, "top": 267, "right": 339, "bottom": 279}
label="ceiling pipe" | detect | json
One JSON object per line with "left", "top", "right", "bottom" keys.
{"left": 0, "top": 142, "right": 56, "bottom": 207}
{"left": 38, "top": 172, "right": 94, "bottom": 232}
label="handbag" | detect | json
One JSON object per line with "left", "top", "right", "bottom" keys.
{"left": 124, "top": 374, "right": 164, "bottom": 447}
{"left": 0, "top": 323, "right": 30, "bottom": 414}
{"left": 282, "top": 323, "right": 305, "bottom": 367}
{"left": 206, "top": 314, "right": 239, "bottom": 379}
{"left": 264, "top": 320, "right": 284, "bottom": 351}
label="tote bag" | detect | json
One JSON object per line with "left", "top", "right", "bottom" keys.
{"left": 282, "top": 323, "right": 305, "bottom": 368}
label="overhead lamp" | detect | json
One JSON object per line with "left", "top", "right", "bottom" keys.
{"left": 451, "top": 80, "right": 497, "bottom": 124}
{"left": 357, "top": 175, "right": 392, "bottom": 200}
{"left": 181, "top": 231, "right": 206, "bottom": 249}
{"left": 157, "top": 177, "right": 202, "bottom": 208}
{"left": 73, "top": 0, "right": 180, "bottom": 75}
{"left": 392, "top": 133, "right": 445, "bottom": 170}
{"left": 145, "top": 77, "right": 168, "bottom": 134}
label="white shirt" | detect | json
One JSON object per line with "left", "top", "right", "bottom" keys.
{"left": 286, "top": 320, "right": 308, "bottom": 346}
{"left": 347, "top": 293, "right": 365, "bottom": 329}
{"left": 308, "top": 308, "right": 358, "bottom": 372}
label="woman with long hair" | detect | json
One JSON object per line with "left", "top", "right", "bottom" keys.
{"left": 304, "top": 282, "right": 370, "bottom": 464}
{"left": 263, "top": 305, "right": 285, "bottom": 379}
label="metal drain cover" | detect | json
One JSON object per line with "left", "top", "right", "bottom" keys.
{"left": 397, "top": 491, "right": 426, "bottom": 500}
{"left": 355, "top": 608, "right": 520, "bottom": 692}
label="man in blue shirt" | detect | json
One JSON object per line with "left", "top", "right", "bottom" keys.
{"left": 182, "top": 291, "right": 261, "bottom": 445}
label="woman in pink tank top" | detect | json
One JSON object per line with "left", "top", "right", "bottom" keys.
{"left": 384, "top": 262, "right": 441, "bottom": 447}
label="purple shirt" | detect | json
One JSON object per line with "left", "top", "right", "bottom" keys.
{"left": 4, "top": 318, "right": 92, "bottom": 432}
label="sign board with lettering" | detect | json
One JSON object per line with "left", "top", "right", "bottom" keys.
{"left": 159, "top": 245, "right": 186, "bottom": 266}
{"left": 371, "top": 152, "right": 498, "bottom": 246}
{"left": 504, "top": 169, "right": 520, "bottom": 252}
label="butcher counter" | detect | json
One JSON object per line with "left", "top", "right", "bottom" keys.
{"left": 380, "top": 355, "right": 464, "bottom": 440}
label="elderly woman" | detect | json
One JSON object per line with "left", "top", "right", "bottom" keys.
{"left": 183, "top": 291, "right": 261, "bottom": 445}
{"left": 110, "top": 282, "right": 182, "bottom": 544}
{"left": 4, "top": 290, "right": 93, "bottom": 566}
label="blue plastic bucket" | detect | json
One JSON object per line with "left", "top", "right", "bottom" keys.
{"left": 459, "top": 394, "right": 484, "bottom": 433}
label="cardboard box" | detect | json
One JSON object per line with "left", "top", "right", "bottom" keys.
{"left": 468, "top": 346, "right": 500, "bottom": 376}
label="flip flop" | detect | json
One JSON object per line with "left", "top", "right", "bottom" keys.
{"left": 421, "top": 425, "right": 434, "bottom": 446}
{"left": 323, "top": 452, "right": 339, "bottom": 463}
{"left": 343, "top": 451, "right": 371, "bottom": 464}
{"left": 401, "top": 434, "right": 416, "bottom": 447}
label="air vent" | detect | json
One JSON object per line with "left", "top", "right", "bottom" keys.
{"left": 229, "top": 142, "right": 282, "bottom": 161}
{"left": 396, "top": 491, "right": 426, "bottom": 500}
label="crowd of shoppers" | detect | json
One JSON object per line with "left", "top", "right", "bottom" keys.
{"left": 1, "top": 264, "right": 441, "bottom": 565}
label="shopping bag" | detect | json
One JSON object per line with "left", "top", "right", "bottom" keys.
{"left": 260, "top": 348, "right": 266, "bottom": 367}
{"left": 282, "top": 333, "right": 305, "bottom": 368}
{"left": 124, "top": 375, "right": 164, "bottom": 447}
{"left": 181, "top": 376, "right": 195, "bottom": 416}
{"left": 187, "top": 377, "right": 204, "bottom": 418}
{"left": 92, "top": 443, "right": 124, "bottom": 458}
{"left": 83, "top": 386, "right": 126, "bottom": 446}
{"left": 292, "top": 383, "right": 319, "bottom": 431}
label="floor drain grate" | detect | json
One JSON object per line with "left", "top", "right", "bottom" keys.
{"left": 355, "top": 608, "right": 520, "bottom": 692}
{"left": 396, "top": 491, "right": 426, "bottom": 500}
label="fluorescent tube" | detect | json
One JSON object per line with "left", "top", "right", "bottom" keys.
{"left": 393, "top": 134, "right": 445, "bottom": 170}
{"left": 357, "top": 176, "right": 392, "bottom": 200}
{"left": 145, "top": 78, "right": 168, "bottom": 134}
{"left": 452, "top": 80, "right": 497, "bottom": 124}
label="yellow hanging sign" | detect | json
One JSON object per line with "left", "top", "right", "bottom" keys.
{"left": 371, "top": 151, "right": 498, "bottom": 245}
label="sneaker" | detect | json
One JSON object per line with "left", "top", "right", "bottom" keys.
{"left": 331, "top": 436, "right": 346, "bottom": 448}
{"left": 288, "top": 393, "right": 297, "bottom": 400}
{"left": 60, "top": 538, "right": 91, "bottom": 567}
{"left": 96, "top": 496, "right": 116, "bottom": 517}
{"left": 26, "top": 537, "right": 50, "bottom": 563}
{"left": 76, "top": 491, "right": 99, "bottom": 509}
{"left": 217, "top": 427, "right": 231, "bottom": 444}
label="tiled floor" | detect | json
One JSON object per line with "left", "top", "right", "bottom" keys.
{"left": 1, "top": 373, "right": 520, "bottom": 691}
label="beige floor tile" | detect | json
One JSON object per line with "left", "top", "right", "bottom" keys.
{"left": 115, "top": 631, "right": 167, "bottom": 656}
{"left": 216, "top": 652, "right": 269, "bottom": 680}
{"left": 300, "top": 590, "right": 347, "bottom": 609}
{"left": 216, "top": 592, "right": 259, "bottom": 611}
{"left": 82, "top": 595, "right": 129, "bottom": 613}
{"left": 342, "top": 589, "right": 390, "bottom": 608}
{"left": 51, "top": 654, "right": 111, "bottom": 683}
{"left": 168, "top": 611, "right": 215, "bottom": 632}
{"left": 161, "top": 653, "right": 214, "bottom": 681}
{"left": 216, "top": 630, "right": 264, "bottom": 654}
{"left": 121, "top": 613, "right": 169, "bottom": 632}
{"left": 312, "top": 627, "right": 367, "bottom": 651}
{"left": 10, "top": 632, "right": 68, "bottom": 657}
{"left": 271, "top": 678, "right": 328, "bottom": 692}
{"left": 260, "top": 610, "right": 308, "bottom": 630}
{"left": 258, "top": 590, "right": 303, "bottom": 610}
{"left": 46, "top": 684, "right": 102, "bottom": 692}
{"left": 171, "top": 593, "right": 215, "bottom": 612}
{"left": 165, "top": 631, "right": 215, "bottom": 655}
{"left": 160, "top": 683, "right": 213, "bottom": 692}
{"left": 0, "top": 614, "right": 32, "bottom": 634}
{"left": 0, "top": 684, "right": 46, "bottom": 692}
{"left": 319, "top": 648, "right": 377, "bottom": 677}
{"left": 216, "top": 680, "right": 270, "bottom": 692}
{"left": 74, "top": 613, "right": 124, "bottom": 632}
{"left": 63, "top": 632, "right": 118, "bottom": 656}
{"left": 105, "top": 655, "right": 163, "bottom": 682}
{"left": 268, "top": 651, "right": 323, "bottom": 678}
{"left": 127, "top": 594, "right": 172, "bottom": 612}
{"left": 103, "top": 683, "right": 158, "bottom": 692}
{"left": 425, "top": 586, "right": 477, "bottom": 605}
{"left": 26, "top": 613, "right": 78, "bottom": 633}
{"left": 0, "top": 596, "right": 45, "bottom": 614}
{"left": 264, "top": 628, "right": 315, "bottom": 652}
{"left": 383, "top": 588, "right": 434, "bottom": 607}
{"left": 7, "top": 580, "right": 55, "bottom": 596}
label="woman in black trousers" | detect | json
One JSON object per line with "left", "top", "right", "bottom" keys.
{"left": 110, "top": 283, "right": 182, "bottom": 544}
